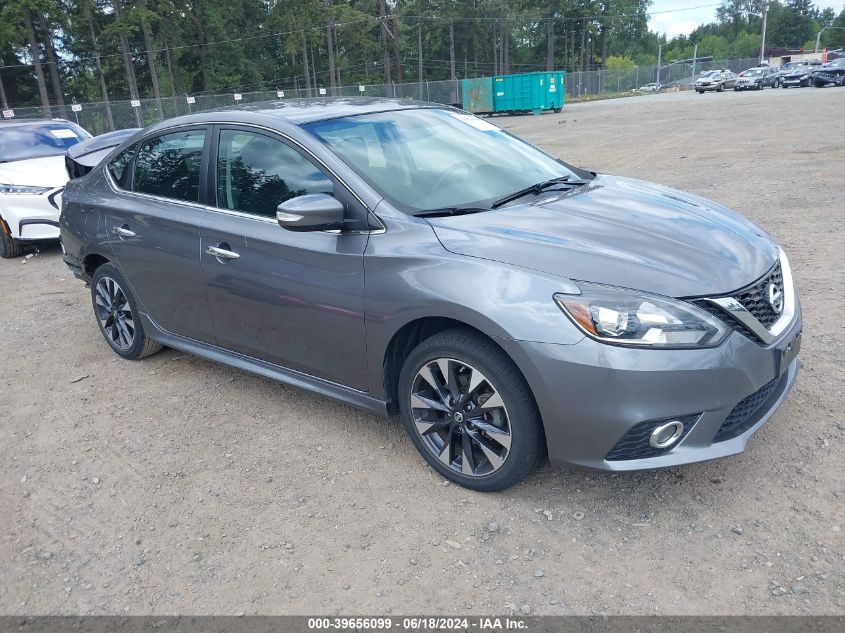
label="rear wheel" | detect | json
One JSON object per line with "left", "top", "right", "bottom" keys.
{"left": 90, "top": 263, "right": 162, "bottom": 360}
{"left": 0, "top": 217, "right": 23, "bottom": 259}
{"left": 398, "top": 328, "right": 543, "bottom": 491}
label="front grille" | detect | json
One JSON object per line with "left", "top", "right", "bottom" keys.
{"left": 735, "top": 261, "right": 783, "bottom": 327}
{"left": 605, "top": 415, "right": 698, "bottom": 461}
{"left": 713, "top": 376, "right": 782, "bottom": 442}
{"left": 693, "top": 261, "right": 785, "bottom": 343}
{"left": 692, "top": 300, "right": 759, "bottom": 342}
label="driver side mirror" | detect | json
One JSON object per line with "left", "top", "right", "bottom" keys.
{"left": 277, "top": 193, "right": 345, "bottom": 232}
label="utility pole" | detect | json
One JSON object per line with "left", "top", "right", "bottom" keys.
{"left": 692, "top": 43, "right": 698, "bottom": 78}
{"left": 378, "top": 0, "right": 391, "bottom": 85}
{"left": 656, "top": 44, "right": 662, "bottom": 84}
{"left": 760, "top": 2, "right": 769, "bottom": 64}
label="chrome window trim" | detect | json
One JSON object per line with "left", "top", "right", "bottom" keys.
{"left": 103, "top": 120, "right": 386, "bottom": 234}
{"left": 704, "top": 248, "right": 795, "bottom": 345}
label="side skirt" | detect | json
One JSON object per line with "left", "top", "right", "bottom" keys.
{"left": 139, "top": 312, "right": 390, "bottom": 418}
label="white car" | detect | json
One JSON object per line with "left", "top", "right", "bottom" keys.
{"left": 0, "top": 119, "right": 90, "bottom": 258}
{"left": 638, "top": 82, "right": 661, "bottom": 93}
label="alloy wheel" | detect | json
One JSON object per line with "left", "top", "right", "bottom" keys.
{"left": 94, "top": 276, "right": 135, "bottom": 350}
{"left": 410, "top": 358, "right": 512, "bottom": 477}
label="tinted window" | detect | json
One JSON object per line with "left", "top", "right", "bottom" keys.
{"left": 0, "top": 122, "right": 90, "bottom": 162}
{"left": 216, "top": 130, "right": 333, "bottom": 218}
{"left": 134, "top": 129, "right": 206, "bottom": 202}
{"left": 108, "top": 145, "right": 135, "bottom": 189}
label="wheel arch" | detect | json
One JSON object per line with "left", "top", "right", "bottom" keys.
{"left": 82, "top": 252, "right": 111, "bottom": 277}
{"left": 381, "top": 315, "right": 534, "bottom": 417}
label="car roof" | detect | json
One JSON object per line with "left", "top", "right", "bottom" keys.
{"left": 203, "top": 97, "right": 436, "bottom": 125}
{"left": 0, "top": 117, "right": 76, "bottom": 127}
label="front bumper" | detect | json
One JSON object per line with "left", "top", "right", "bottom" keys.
{"left": 500, "top": 303, "right": 802, "bottom": 471}
{"left": 735, "top": 82, "right": 759, "bottom": 90}
{"left": 0, "top": 189, "right": 62, "bottom": 240}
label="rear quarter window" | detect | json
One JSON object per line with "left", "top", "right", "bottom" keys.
{"left": 108, "top": 145, "right": 136, "bottom": 190}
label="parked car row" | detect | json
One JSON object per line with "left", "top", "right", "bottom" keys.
{"left": 694, "top": 59, "right": 845, "bottom": 94}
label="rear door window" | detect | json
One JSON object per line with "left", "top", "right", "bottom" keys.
{"left": 133, "top": 129, "right": 207, "bottom": 203}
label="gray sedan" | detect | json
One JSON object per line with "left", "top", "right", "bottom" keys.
{"left": 695, "top": 70, "right": 737, "bottom": 92}
{"left": 60, "top": 99, "right": 802, "bottom": 490}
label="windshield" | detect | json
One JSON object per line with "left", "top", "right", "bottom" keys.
{"left": 741, "top": 69, "right": 763, "bottom": 77}
{"left": 0, "top": 121, "right": 90, "bottom": 162}
{"left": 305, "top": 108, "right": 579, "bottom": 213}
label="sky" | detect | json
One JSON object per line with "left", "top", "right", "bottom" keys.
{"left": 648, "top": 1, "right": 845, "bottom": 39}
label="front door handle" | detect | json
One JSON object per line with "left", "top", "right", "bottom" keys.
{"left": 112, "top": 225, "right": 136, "bottom": 239}
{"left": 206, "top": 244, "right": 240, "bottom": 260}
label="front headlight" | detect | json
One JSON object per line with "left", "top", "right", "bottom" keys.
{"left": 0, "top": 183, "right": 51, "bottom": 195}
{"left": 554, "top": 284, "right": 729, "bottom": 349}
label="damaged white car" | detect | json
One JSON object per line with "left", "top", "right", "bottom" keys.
{"left": 0, "top": 119, "right": 90, "bottom": 258}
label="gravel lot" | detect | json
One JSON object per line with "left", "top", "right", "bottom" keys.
{"left": 1, "top": 88, "right": 843, "bottom": 616}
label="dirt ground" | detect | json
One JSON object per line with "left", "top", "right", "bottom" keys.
{"left": 1, "top": 88, "right": 843, "bottom": 616}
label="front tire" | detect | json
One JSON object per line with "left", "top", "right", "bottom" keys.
{"left": 90, "top": 263, "right": 162, "bottom": 360}
{"left": 0, "top": 217, "right": 23, "bottom": 259}
{"left": 397, "top": 328, "right": 543, "bottom": 491}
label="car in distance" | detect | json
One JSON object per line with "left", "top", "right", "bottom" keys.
{"left": 694, "top": 70, "right": 737, "bottom": 93}
{"left": 781, "top": 64, "right": 816, "bottom": 88}
{"left": 0, "top": 118, "right": 90, "bottom": 258}
{"left": 734, "top": 66, "right": 781, "bottom": 90}
{"left": 636, "top": 83, "right": 661, "bottom": 93}
{"left": 60, "top": 99, "right": 803, "bottom": 491}
{"left": 811, "top": 58, "right": 845, "bottom": 87}
{"left": 777, "top": 61, "right": 805, "bottom": 77}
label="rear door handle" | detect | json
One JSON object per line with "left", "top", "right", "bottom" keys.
{"left": 112, "top": 225, "right": 136, "bottom": 238}
{"left": 206, "top": 244, "right": 240, "bottom": 260}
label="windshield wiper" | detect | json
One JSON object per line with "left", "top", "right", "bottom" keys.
{"left": 413, "top": 206, "right": 489, "bottom": 218}
{"left": 491, "top": 176, "right": 587, "bottom": 209}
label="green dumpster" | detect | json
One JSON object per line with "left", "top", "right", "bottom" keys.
{"left": 461, "top": 71, "right": 565, "bottom": 115}
{"left": 492, "top": 71, "right": 564, "bottom": 114}
{"left": 461, "top": 77, "right": 494, "bottom": 114}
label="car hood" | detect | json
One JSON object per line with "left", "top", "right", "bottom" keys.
{"left": 426, "top": 174, "right": 778, "bottom": 298}
{"left": 0, "top": 155, "right": 68, "bottom": 188}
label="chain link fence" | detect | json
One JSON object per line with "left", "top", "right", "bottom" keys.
{"left": 4, "top": 58, "right": 762, "bottom": 136}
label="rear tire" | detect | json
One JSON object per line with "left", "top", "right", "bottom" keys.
{"left": 90, "top": 263, "right": 162, "bottom": 360}
{"left": 397, "top": 328, "right": 543, "bottom": 492}
{"left": 0, "top": 217, "right": 23, "bottom": 259}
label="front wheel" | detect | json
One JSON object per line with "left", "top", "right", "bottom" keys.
{"left": 397, "top": 328, "right": 543, "bottom": 491}
{"left": 718, "top": 83, "right": 725, "bottom": 92}
{"left": 0, "top": 217, "right": 23, "bottom": 258}
{"left": 90, "top": 263, "right": 162, "bottom": 360}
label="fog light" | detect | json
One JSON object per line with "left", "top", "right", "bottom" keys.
{"left": 649, "top": 420, "right": 685, "bottom": 449}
